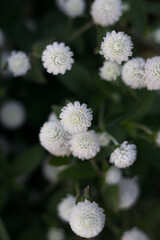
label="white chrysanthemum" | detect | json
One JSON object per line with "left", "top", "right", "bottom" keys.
{"left": 48, "top": 112, "right": 58, "bottom": 122}
{"left": 0, "top": 101, "right": 26, "bottom": 129}
{"left": 121, "top": 227, "right": 150, "bottom": 240}
{"left": 152, "top": 28, "right": 160, "bottom": 44}
{"left": 69, "top": 200, "right": 105, "bottom": 238}
{"left": 144, "top": 56, "right": 160, "bottom": 90}
{"left": 43, "top": 159, "right": 65, "bottom": 182}
{"left": 42, "top": 42, "right": 74, "bottom": 75}
{"left": 60, "top": 101, "right": 93, "bottom": 134}
{"left": 100, "top": 31, "right": 133, "bottom": 64}
{"left": 98, "top": 132, "right": 110, "bottom": 147}
{"left": 109, "top": 141, "right": 137, "bottom": 168}
{"left": 70, "top": 130, "right": 100, "bottom": 160}
{"left": 39, "top": 120, "right": 70, "bottom": 156}
{"left": 99, "top": 61, "right": 121, "bottom": 81}
{"left": 58, "top": 194, "right": 76, "bottom": 222}
{"left": 118, "top": 177, "right": 139, "bottom": 210}
{"left": 155, "top": 131, "right": 160, "bottom": 147}
{"left": 0, "top": 28, "right": 5, "bottom": 46}
{"left": 91, "top": 0, "right": 122, "bottom": 27}
{"left": 105, "top": 166, "right": 122, "bottom": 185}
{"left": 47, "top": 227, "right": 65, "bottom": 240}
{"left": 122, "top": 58, "right": 146, "bottom": 89}
{"left": 8, "top": 51, "right": 30, "bottom": 77}
{"left": 56, "top": 0, "right": 86, "bottom": 18}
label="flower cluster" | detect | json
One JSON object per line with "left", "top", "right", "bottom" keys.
{"left": 121, "top": 227, "right": 150, "bottom": 240}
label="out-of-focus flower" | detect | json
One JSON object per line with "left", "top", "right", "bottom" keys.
{"left": 98, "top": 132, "right": 110, "bottom": 147}
{"left": 42, "top": 159, "right": 65, "bottom": 182}
{"left": 155, "top": 131, "right": 160, "bottom": 147}
{"left": 58, "top": 194, "right": 76, "bottom": 222}
{"left": 152, "top": 28, "right": 160, "bottom": 44}
{"left": 47, "top": 227, "right": 65, "bottom": 240}
{"left": 121, "top": 227, "right": 150, "bottom": 240}
{"left": 105, "top": 166, "right": 122, "bottom": 185}
{"left": 99, "top": 61, "right": 121, "bottom": 81}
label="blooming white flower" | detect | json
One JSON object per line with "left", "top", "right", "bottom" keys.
{"left": 121, "top": 227, "right": 150, "bottom": 240}
{"left": 58, "top": 194, "right": 76, "bottom": 222}
{"left": 47, "top": 227, "right": 65, "bottom": 240}
{"left": 48, "top": 112, "right": 58, "bottom": 122}
{"left": 70, "top": 130, "right": 100, "bottom": 160}
{"left": 109, "top": 141, "right": 137, "bottom": 168}
{"left": 91, "top": 0, "right": 122, "bottom": 27}
{"left": 0, "top": 101, "right": 26, "bottom": 129}
{"left": 100, "top": 31, "right": 133, "bottom": 64}
{"left": 0, "top": 28, "right": 5, "bottom": 46}
{"left": 144, "top": 56, "right": 160, "bottom": 90}
{"left": 98, "top": 132, "right": 110, "bottom": 147}
{"left": 39, "top": 120, "right": 70, "bottom": 156}
{"left": 43, "top": 159, "right": 65, "bottom": 182}
{"left": 42, "top": 42, "right": 74, "bottom": 75}
{"left": 122, "top": 58, "right": 146, "bottom": 89}
{"left": 152, "top": 28, "right": 160, "bottom": 44}
{"left": 60, "top": 101, "right": 93, "bottom": 134}
{"left": 56, "top": 0, "right": 86, "bottom": 18}
{"left": 155, "top": 131, "right": 160, "bottom": 147}
{"left": 99, "top": 61, "right": 121, "bottom": 81}
{"left": 105, "top": 166, "right": 122, "bottom": 185}
{"left": 8, "top": 51, "right": 30, "bottom": 77}
{"left": 69, "top": 199, "right": 105, "bottom": 238}
{"left": 118, "top": 177, "right": 140, "bottom": 210}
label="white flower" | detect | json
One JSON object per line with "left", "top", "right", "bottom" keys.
{"left": 121, "top": 227, "right": 150, "bottom": 240}
{"left": 109, "top": 141, "right": 137, "bottom": 168}
{"left": 105, "top": 166, "right": 122, "bottom": 185}
{"left": 70, "top": 130, "right": 100, "bottom": 160}
{"left": 91, "top": 0, "right": 122, "bottom": 27}
{"left": 100, "top": 31, "right": 133, "bottom": 64}
{"left": 155, "top": 131, "right": 160, "bottom": 147}
{"left": 118, "top": 177, "right": 140, "bottom": 210}
{"left": 60, "top": 101, "right": 93, "bottom": 134}
{"left": 39, "top": 120, "right": 70, "bottom": 156}
{"left": 48, "top": 112, "right": 58, "bottom": 122}
{"left": 43, "top": 159, "right": 65, "bottom": 182}
{"left": 152, "top": 28, "right": 160, "bottom": 44}
{"left": 8, "top": 51, "right": 30, "bottom": 77}
{"left": 56, "top": 0, "right": 86, "bottom": 18}
{"left": 98, "top": 132, "right": 110, "bottom": 147}
{"left": 69, "top": 199, "right": 105, "bottom": 238}
{"left": 0, "top": 28, "right": 5, "bottom": 46}
{"left": 122, "top": 2, "right": 130, "bottom": 12}
{"left": 58, "top": 194, "right": 76, "bottom": 222}
{"left": 47, "top": 227, "right": 65, "bottom": 240}
{"left": 122, "top": 58, "right": 146, "bottom": 89}
{"left": 99, "top": 61, "right": 121, "bottom": 81}
{"left": 42, "top": 42, "right": 74, "bottom": 75}
{"left": 0, "top": 101, "right": 26, "bottom": 129}
{"left": 144, "top": 56, "right": 160, "bottom": 90}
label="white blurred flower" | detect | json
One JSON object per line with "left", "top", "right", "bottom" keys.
{"left": 43, "top": 159, "right": 65, "bottom": 182}
{"left": 39, "top": 120, "right": 70, "bottom": 156}
{"left": 98, "top": 132, "right": 110, "bottom": 147}
{"left": 48, "top": 112, "right": 58, "bottom": 122}
{"left": 60, "top": 101, "right": 93, "bottom": 134}
{"left": 42, "top": 42, "right": 74, "bottom": 75}
{"left": 70, "top": 130, "right": 100, "bottom": 160}
{"left": 91, "top": 0, "right": 122, "bottom": 27}
{"left": 121, "top": 227, "right": 150, "bottom": 240}
{"left": 105, "top": 166, "right": 122, "bottom": 185}
{"left": 56, "top": 0, "right": 86, "bottom": 18}
{"left": 8, "top": 51, "right": 30, "bottom": 77}
{"left": 155, "top": 131, "right": 160, "bottom": 147}
{"left": 110, "top": 141, "right": 137, "bottom": 168}
{"left": 99, "top": 61, "right": 121, "bottom": 81}
{"left": 0, "top": 101, "right": 26, "bottom": 129}
{"left": 69, "top": 199, "right": 105, "bottom": 238}
{"left": 58, "top": 194, "right": 76, "bottom": 222}
{"left": 122, "top": 2, "right": 130, "bottom": 12}
{"left": 47, "top": 227, "right": 65, "bottom": 240}
{"left": 0, "top": 28, "right": 5, "bottom": 46}
{"left": 118, "top": 177, "right": 140, "bottom": 210}
{"left": 152, "top": 28, "right": 160, "bottom": 44}
{"left": 122, "top": 58, "right": 146, "bottom": 89}
{"left": 100, "top": 31, "right": 133, "bottom": 64}
{"left": 144, "top": 56, "right": 160, "bottom": 90}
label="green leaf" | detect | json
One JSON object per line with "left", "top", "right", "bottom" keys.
{"left": 28, "top": 58, "right": 47, "bottom": 84}
{"left": 76, "top": 186, "right": 92, "bottom": 204}
{"left": 11, "top": 145, "right": 45, "bottom": 176}
{"left": 59, "top": 161, "right": 97, "bottom": 180}
{"left": 0, "top": 219, "right": 10, "bottom": 240}
{"left": 49, "top": 156, "right": 69, "bottom": 166}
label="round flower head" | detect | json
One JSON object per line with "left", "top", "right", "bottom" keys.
{"left": 56, "top": 0, "right": 86, "bottom": 18}
{"left": 8, "top": 51, "right": 30, "bottom": 77}
{"left": 105, "top": 166, "right": 122, "bottom": 185}
{"left": 109, "top": 141, "right": 137, "bottom": 168}
{"left": 0, "top": 101, "right": 26, "bottom": 129}
{"left": 100, "top": 31, "right": 133, "bottom": 64}
{"left": 69, "top": 199, "right": 105, "bottom": 238}
{"left": 155, "top": 131, "right": 160, "bottom": 147}
{"left": 47, "top": 227, "right": 65, "bottom": 240}
{"left": 152, "top": 28, "right": 160, "bottom": 44}
{"left": 122, "top": 58, "right": 146, "bottom": 89}
{"left": 70, "top": 130, "right": 100, "bottom": 160}
{"left": 39, "top": 120, "right": 70, "bottom": 156}
{"left": 144, "top": 56, "right": 160, "bottom": 90}
{"left": 58, "top": 194, "right": 76, "bottom": 222}
{"left": 121, "top": 227, "right": 150, "bottom": 240}
{"left": 42, "top": 42, "right": 74, "bottom": 75}
{"left": 60, "top": 101, "right": 93, "bottom": 134}
{"left": 43, "top": 159, "right": 65, "bottom": 182}
{"left": 98, "top": 132, "right": 110, "bottom": 147}
{"left": 48, "top": 112, "right": 59, "bottom": 122}
{"left": 118, "top": 177, "right": 139, "bottom": 210}
{"left": 99, "top": 61, "right": 121, "bottom": 81}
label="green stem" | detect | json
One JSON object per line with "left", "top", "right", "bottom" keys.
{"left": 107, "top": 133, "right": 119, "bottom": 145}
{"left": 129, "top": 122, "right": 153, "bottom": 135}
{"left": 90, "top": 158, "right": 102, "bottom": 176}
